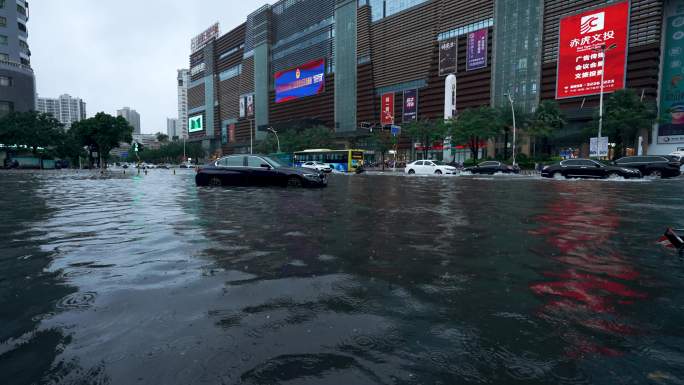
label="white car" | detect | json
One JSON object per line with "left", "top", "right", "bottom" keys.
{"left": 302, "top": 161, "right": 332, "bottom": 173}
{"left": 669, "top": 151, "right": 684, "bottom": 160}
{"left": 405, "top": 160, "right": 458, "bottom": 175}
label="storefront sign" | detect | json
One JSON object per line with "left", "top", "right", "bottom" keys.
{"left": 229, "top": 123, "right": 236, "bottom": 143}
{"left": 274, "top": 59, "right": 326, "bottom": 103}
{"left": 466, "top": 29, "right": 488, "bottom": 71}
{"left": 439, "top": 38, "right": 458, "bottom": 76}
{"left": 590, "top": 136, "right": 609, "bottom": 157}
{"left": 403, "top": 89, "right": 418, "bottom": 122}
{"left": 381, "top": 92, "right": 395, "bottom": 126}
{"left": 191, "top": 23, "right": 220, "bottom": 53}
{"left": 188, "top": 115, "right": 204, "bottom": 133}
{"left": 239, "top": 94, "right": 254, "bottom": 118}
{"left": 556, "top": 2, "right": 630, "bottom": 99}
{"left": 658, "top": 1, "right": 684, "bottom": 144}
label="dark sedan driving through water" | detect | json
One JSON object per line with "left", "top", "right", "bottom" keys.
{"left": 195, "top": 155, "right": 327, "bottom": 188}
{"left": 541, "top": 159, "right": 641, "bottom": 179}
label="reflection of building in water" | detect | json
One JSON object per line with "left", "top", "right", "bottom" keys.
{"left": 529, "top": 185, "right": 646, "bottom": 357}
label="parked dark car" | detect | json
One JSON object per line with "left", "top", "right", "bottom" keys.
{"left": 464, "top": 161, "right": 520, "bottom": 175}
{"left": 195, "top": 154, "right": 327, "bottom": 188}
{"left": 541, "top": 159, "right": 641, "bottom": 179}
{"left": 614, "top": 156, "right": 681, "bottom": 178}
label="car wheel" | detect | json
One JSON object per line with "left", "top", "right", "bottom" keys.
{"left": 408, "top": 169, "right": 415, "bottom": 175}
{"left": 287, "top": 176, "right": 303, "bottom": 188}
{"left": 210, "top": 177, "right": 222, "bottom": 186}
{"left": 551, "top": 172, "right": 564, "bottom": 180}
{"left": 607, "top": 172, "right": 620, "bottom": 179}
{"left": 648, "top": 170, "right": 662, "bottom": 178}
{"left": 435, "top": 170, "right": 443, "bottom": 175}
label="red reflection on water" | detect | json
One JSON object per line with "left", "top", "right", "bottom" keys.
{"left": 529, "top": 188, "right": 646, "bottom": 357}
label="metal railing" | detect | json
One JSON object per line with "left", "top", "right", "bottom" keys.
{"left": 0, "top": 59, "right": 33, "bottom": 73}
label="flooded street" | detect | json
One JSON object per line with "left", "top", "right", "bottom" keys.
{"left": 1, "top": 170, "right": 684, "bottom": 385}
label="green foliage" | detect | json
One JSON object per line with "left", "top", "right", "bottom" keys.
{"left": 137, "top": 141, "right": 205, "bottom": 164}
{"left": 589, "top": 89, "right": 656, "bottom": 157}
{"left": 0, "top": 111, "right": 64, "bottom": 154}
{"left": 156, "top": 132, "right": 169, "bottom": 143}
{"left": 404, "top": 119, "right": 449, "bottom": 159}
{"left": 367, "top": 128, "right": 399, "bottom": 169}
{"left": 257, "top": 126, "right": 334, "bottom": 154}
{"left": 451, "top": 107, "right": 503, "bottom": 160}
{"left": 71, "top": 113, "right": 133, "bottom": 167}
{"left": 529, "top": 100, "right": 566, "bottom": 138}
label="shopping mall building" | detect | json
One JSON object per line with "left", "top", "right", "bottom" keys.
{"left": 186, "top": 0, "right": 684, "bottom": 160}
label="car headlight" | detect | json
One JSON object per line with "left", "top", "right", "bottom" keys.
{"left": 302, "top": 173, "right": 319, "bottom": 179}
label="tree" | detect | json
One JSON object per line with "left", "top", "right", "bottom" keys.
{"left": 589, "top": 89, "right": 656, "bottom": 158}
{"left": 528, "top": 100, "right": 566, "bottom": 158}
{"left": 257, "top": 125, "right": 334, "bottom": 154}
{"left": 497, "top": 106, "right": 532, "bottom": 160}
{"left": 368, "top": 128, "right": 399, "bottom": 170}
{"left": 451, "top": 107, "right": 503, "bottom": 161}
{"left": 156, "top": 132, "right": 169, "bottom": 143}
{"left": 72, "top": 113, "right": 133, "bottom": 168}
{"left": 404, "top": 119, "right": 448, "bottom": 159}
{"left": 0, "top": 111, "right": 64, "bottom": 154}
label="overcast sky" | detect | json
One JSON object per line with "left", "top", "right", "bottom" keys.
{"left": 30, "top": 1, "right": 261, "bottom": 134}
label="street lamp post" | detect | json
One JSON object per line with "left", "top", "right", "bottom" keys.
{"left": 504, "top": 92, "right": 517, "bottom": 166}
{"left": 249, "top": 119, "right": 254, "bottom": 154}
{"left": 593, "top": 43, "right": 617, "bottom": 158}
{"left": 267, "top": 127, "right": 280, "bottom": 153}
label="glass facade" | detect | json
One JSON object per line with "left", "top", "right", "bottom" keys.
{"left": 367, "top": 0, "right": 429, "bottom": 21}
{"left": 492, "top": 0, "right": 543, "bottom": 113}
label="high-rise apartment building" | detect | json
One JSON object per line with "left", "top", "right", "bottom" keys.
{"left": 177, "top": 69, "right": 189, "bottom": 139}
{"left": 0, "top": 0, "right": 35, "bottom": 116}
{"left": 117, "top": 107, "right": 141, "bottom": 135}
{"left": 36, "top": 94, "right": 87, "bottom": 129}
{"left": 166, "top": 118, "right": 179, "bottom": 139}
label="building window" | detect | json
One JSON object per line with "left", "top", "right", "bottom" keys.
{"left": 0, "top": 35, "right": 7, "bottom": 45}
{"left": 20, "top": 57, "right": 29, "bottom": 65}
{"left": 0, "top": 16, "right": 7, "bottom": 27}
{"left": 16, "top": 4, "right": 26, "bottom": 16}
{"left": 0, "top": 101, "right": 13, "bottom": 117}
{"left": 0, "top": 76, "right": 11, "bottom": 86}
{"left": 17, "top": 22, "right": 26, "bottom": 33}
{"left": 0, "top": 0, "right": 4, "bottom": 9}
{"left": 0, "top": 53, "right": 8, "bottom": 61}
{"left": 218, "top": 64, "right": 242, "bottom": 81}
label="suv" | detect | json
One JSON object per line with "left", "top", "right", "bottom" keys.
{"left": 614, "top": 156, "right": 681, "bottom": 178}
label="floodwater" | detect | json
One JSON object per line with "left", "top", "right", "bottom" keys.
{"left": 1, "top": 169, "right": 684, "bottom": 385}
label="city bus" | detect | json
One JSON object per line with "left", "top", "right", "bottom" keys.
{"left": 293, "top": 149, "right": 364, "bottom": 173}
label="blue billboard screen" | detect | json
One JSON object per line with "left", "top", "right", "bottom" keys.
{"left": 274, "top": 59, "right": 325, "bottom": 104}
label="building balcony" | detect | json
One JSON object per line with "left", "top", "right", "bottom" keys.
{"left": 0, "top": 58, "right": 33, "bottom": 74}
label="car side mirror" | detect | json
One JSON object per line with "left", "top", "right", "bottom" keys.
{"left": 260, "top": 164, "right": 272, "bottom": 169}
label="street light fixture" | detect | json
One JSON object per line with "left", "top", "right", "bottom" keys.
{"left": 504, "top": 92, "right": 517, "bottom": 167}
{"left": 592, "top": 43, "right": 617, "bottom": 158}
{"left": 267, "top": 127, "right": 280, "bottom": 153}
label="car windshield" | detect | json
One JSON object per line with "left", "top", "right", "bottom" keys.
{"left": 261, "top": 156, "right": 284, "bottom": 168}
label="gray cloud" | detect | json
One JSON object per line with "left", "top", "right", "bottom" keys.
{"left": 30, "top": 0, "right": 262, "bottom": 134}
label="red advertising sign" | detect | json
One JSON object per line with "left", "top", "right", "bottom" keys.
{"left": 381, "top": 93, "right": 395, "bottom": 126}
{"left": 556, "top": 2, "right": 630, "bottom": 99}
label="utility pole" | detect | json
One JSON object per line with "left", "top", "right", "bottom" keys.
{"left": 504, "top": 92, "right": 517, "bottom": 166}
{"left": 593, "top": 43, "right": 617, "bottom": 159}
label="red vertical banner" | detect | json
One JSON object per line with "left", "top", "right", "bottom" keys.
{"left": 381, "top": 92, "right": 395, "bottom": 126}
{"left": 229, "top": 123, "right": 235, "bottom": 143}
{"left": 556, "top": 1, "right": 630, "bottom": 99}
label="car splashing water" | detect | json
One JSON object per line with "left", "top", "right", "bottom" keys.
{"left": 1, "top": 170, "right": 683, "bottom": 385}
